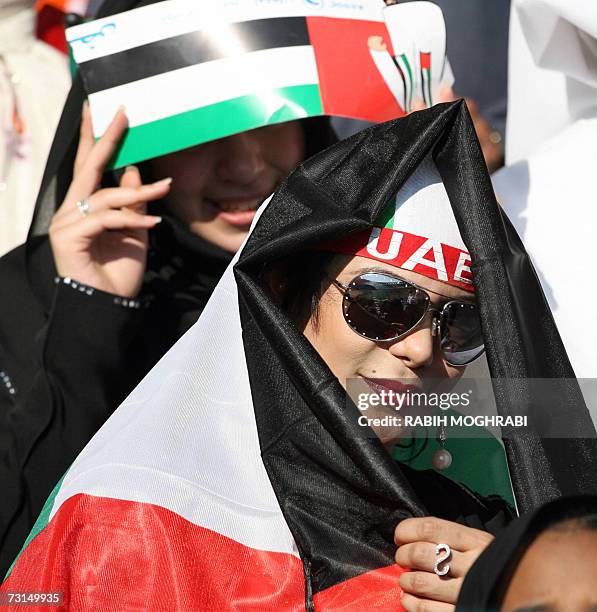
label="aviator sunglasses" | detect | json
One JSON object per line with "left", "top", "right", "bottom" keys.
{"left": 329, "top": 271, "right": 485, "bottom": 366}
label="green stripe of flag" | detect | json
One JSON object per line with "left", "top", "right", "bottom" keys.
{"left": 108, "top": 84, "right": 323, "bottom": 169}
{"left": 393, "top": 411, "right": 515, "bottom": 507}
{"left": 377, "top": 199, "right": 397, "bottom": 229}
{"left": 4, "top": 475, "right": 67, "bottom": 581}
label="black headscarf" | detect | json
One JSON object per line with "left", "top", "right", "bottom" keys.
{"left": 456, "top": 495, "right": 597, "bottom": 611}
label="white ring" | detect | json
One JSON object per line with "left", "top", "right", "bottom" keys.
{"left": 76, "top": 197, "right": 91, "bottom": 217}
{"left": 434, "top": 543, "right": 451, "bottom": 577}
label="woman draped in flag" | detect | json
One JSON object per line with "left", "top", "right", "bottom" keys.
{"left": 2, "top": 100, "right": 596, "bottom": 610}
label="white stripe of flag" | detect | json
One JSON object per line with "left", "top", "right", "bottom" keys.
{"left": 49, "top": 264, "right": 301, "bottom": 558}
{"left": 89, "top": 45, "right": 318, "bottom": 134}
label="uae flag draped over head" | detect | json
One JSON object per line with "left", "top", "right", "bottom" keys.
{"left": 4, "top": 101, "right": 597, "bottom": 610}
{"left": 65, "top": 0, "right": 450, "bottom": 168}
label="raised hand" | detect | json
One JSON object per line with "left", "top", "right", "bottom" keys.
{"left": 49, "top": 104, "right": 172, "bottom": 298}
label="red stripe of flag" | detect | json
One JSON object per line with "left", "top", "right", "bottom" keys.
{"left": 1, "top": 494, "right": 305, "bottom": 611}
{"left": 314, "top": 564, "right": 407, "bottom": 611}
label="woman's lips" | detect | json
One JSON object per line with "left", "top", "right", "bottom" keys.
{"left": 363, "top": 376, "right": 421, "bottom": 393}
{"left": 205, "top": 197, "right": 264, "bottom": 228}
{"left": 218, "top": 208, "right": 257, "bottom": 227}
{"left": 361, "top": 376, "right": 421, "bottom": 396}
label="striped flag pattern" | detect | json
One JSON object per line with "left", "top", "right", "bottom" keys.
{"left": 66, "top": 0, "right": 443, "bottom": 168}
{"left": 1, "top": 244, "right": 408, "bottom": 610}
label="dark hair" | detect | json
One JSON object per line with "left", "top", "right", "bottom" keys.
{"left": 544, "top": 503, "right": 597, "bottom": 532}
{"left": 493, "top": 496, "right": 597, "bottom": 606}
{"left": 261, "top": 250, "right": 337, "bottom": 329}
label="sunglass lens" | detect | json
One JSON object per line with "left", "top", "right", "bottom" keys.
{"left": 440, "top": 302, "right": 485, "bottom": 366}
{"left": 343, "top": 273, "right": 429, "bottom": 341}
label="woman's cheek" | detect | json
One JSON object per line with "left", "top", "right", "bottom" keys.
{"left": 305, "top": 295, "right": 373, "bottom": 385}
{"left": 324, "top": 326, "right": 379, "bottom": 384}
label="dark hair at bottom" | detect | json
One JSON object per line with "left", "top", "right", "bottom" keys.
{"left": 493, "top": 496, "right": 597, "bottom": 606}
{"left": 545, "top": 504, "right": 597, "bottom": 532}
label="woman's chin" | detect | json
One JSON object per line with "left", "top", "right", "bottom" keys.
{"left": 189, "top": 220, "right": 251, "bottom": 254}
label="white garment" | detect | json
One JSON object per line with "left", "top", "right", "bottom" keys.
{"left": 505, "top": 0, "right": 597, "bottom": 164}
{"left": 0, "top": 7, "right": 70, "bottom": 255}
{"left": 494, "top": 0, "right": 597, "bottom": 378}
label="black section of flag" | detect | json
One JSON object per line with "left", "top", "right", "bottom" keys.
{"left": 81, "top": 17, "right": 310, "bottom": 94}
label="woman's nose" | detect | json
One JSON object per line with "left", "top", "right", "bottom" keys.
{"left": 215, "top": 130, "right": 267, "bottom": 184}
{"left": 387, "top": 319, "right": 436, "bottom": 369}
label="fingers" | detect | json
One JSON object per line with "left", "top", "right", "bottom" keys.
{"left": 67, "top": 106, "right": 129, "bottom": 203}
{"left": 464, "top": 97, "right": 480, "bottom": 115}
{"left": 120, "top": 165, "right": 146, "bottom": 214}
{"left": 52, "top": 178, "right": 171, "bottom": 231}
{"left": 87, "top": 106, "right": 129, "bottom": 173}
{"left": 400, "top": 591, "right": 455, "bottom": 612}
{"left": 395, "top": 517, "right": 493, "bottom": 552}
{"left": 411, "top": 99, "right": 427, "bottom": 112}
{"left": 437, "top": 88, "right": 456, "bottom": 103}
{"left": 400, "top": 571, "right": 461, "bottom": 606}
{"left": 395, "top": 542, "right": 467, "bottom": 577}
{"left": 74, "top": 101, "right": 95, "bottom": 176}
{"left": 55, "top": 209, "right": 162, "bottom": 243}
{"left": 87, "top": 208, "right": 162, "bottom": 233}
{"left": 120, "top": 165, "right": 142, "bottom": 189}
{"left": 394, "top": 519, "right": 492, "bottom": 609}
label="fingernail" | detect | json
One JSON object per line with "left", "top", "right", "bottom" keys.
{"left": 151, "top": 216, "right": 162, "bottom": 223}
{"left": 157, "top": 177, "right": 173, "bottom": 185}
{"left": 125, "top": 165, "right": 138, "bottom": 172}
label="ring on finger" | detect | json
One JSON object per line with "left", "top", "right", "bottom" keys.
{"left": 434, "top": 543, "right": 451, "bottom": 577}
{"left": 76, "top": 197, "right": 91, "bottom": 217}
